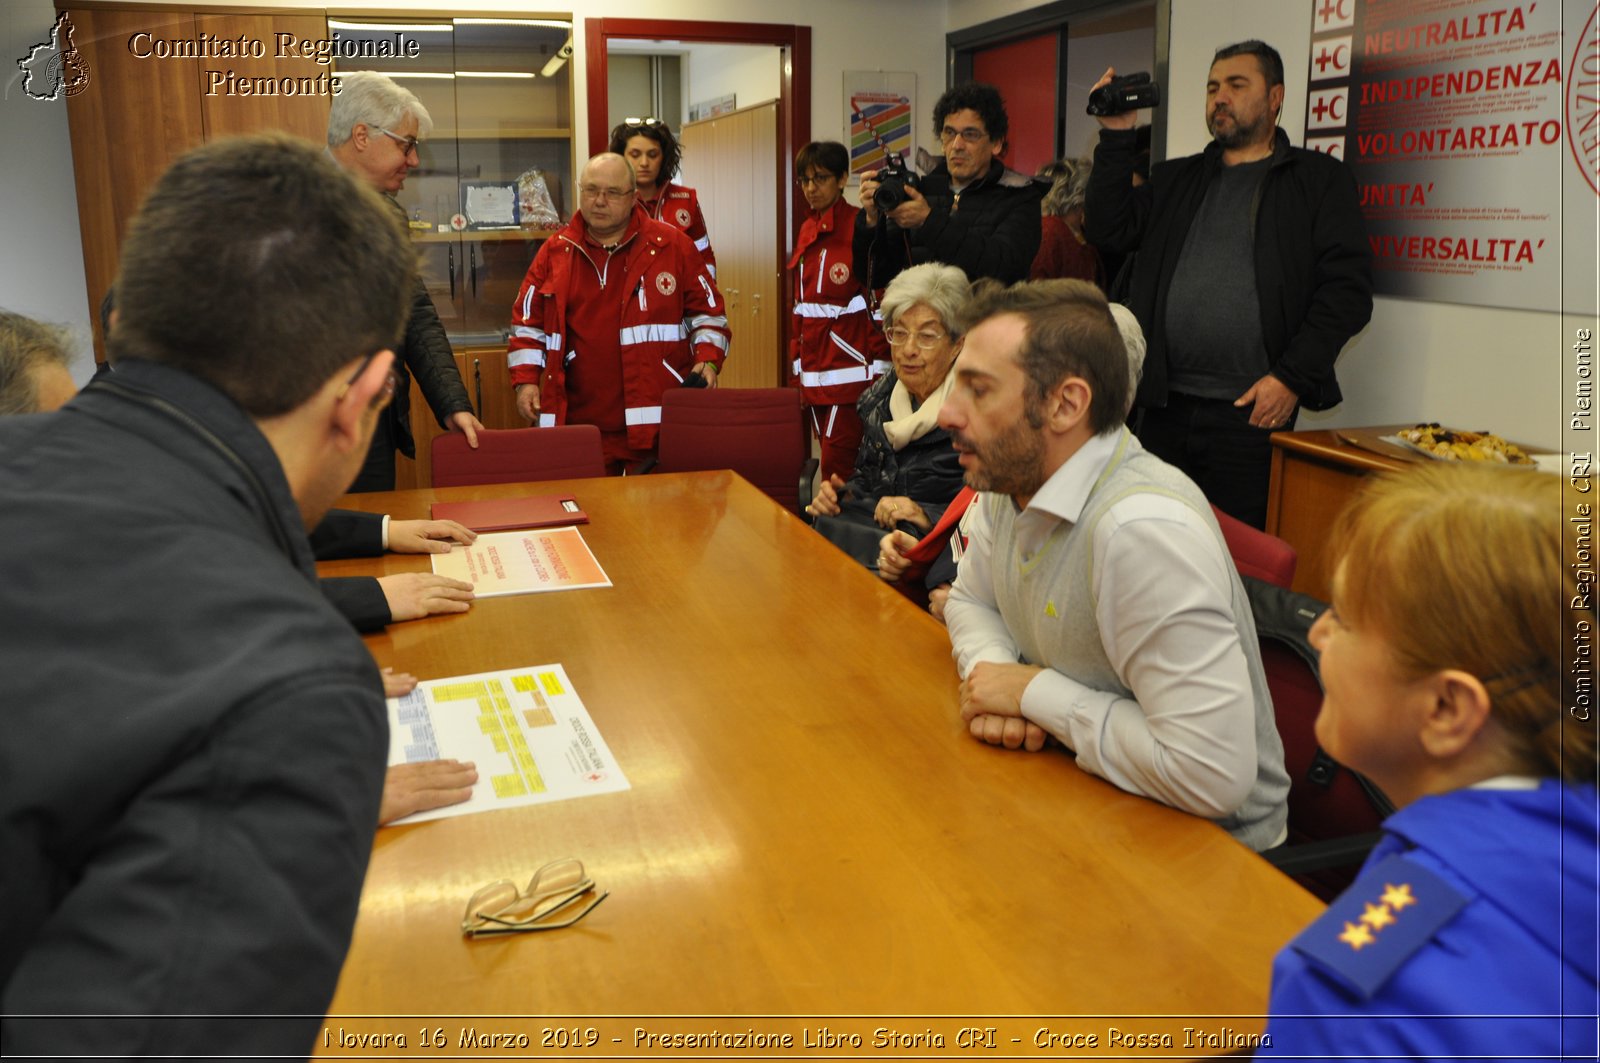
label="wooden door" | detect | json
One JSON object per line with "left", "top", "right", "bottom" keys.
{"left": 971, "top": 32, "right": 1059, "bottom": 175}
{"left": 683, "top": 101, "right": 780, "bottom": 388}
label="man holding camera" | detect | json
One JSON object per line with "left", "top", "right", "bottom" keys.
{"left": 854, "top": 84, "right": 1044, "bottom": 290}
{"left": 1085, "top": 40, "right": 1372, "bottom": 528}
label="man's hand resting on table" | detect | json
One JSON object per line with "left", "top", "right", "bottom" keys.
{"left": 380, "top": 759, "right": 478, "bottom": 825}
{"left": 378, "top": 572, "right": 475, "bottom": 622}
{"left": 959, "top": 661, "right": 1050, "bottom": 752}
{"left": 388, "top": 519, "right": 476, "bottom": 554}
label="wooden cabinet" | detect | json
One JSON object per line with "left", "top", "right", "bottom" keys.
{"left": 682, "top": 101, "right": 782, "bottom": 387}
{"left": 59, "top": 5, "right": 575, "bottom": 490}
{"left": 59, "top": 5, "right": 330, "bottom": 363}
{"left": 1266, "top": 430, "right": 1409, "bottom": 602}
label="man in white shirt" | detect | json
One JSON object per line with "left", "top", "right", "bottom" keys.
{"left": 939, "top": 279, "right": 1288, "bottom": 850}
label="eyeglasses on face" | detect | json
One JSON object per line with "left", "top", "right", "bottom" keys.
{"left": 375, "top": 126, "right": 420, "bottom": 156}
{"left": 939, "top": 125, "right": 988, "bottom": 144}
{"left": 884, "top": 326, "right": 950, "bottom": 350}
{"left": 461, "top": 857, "right": 609, "bottom": 937}
{"left": 579, "top": 183, "right": 635, "bottom": 202}
{"left": 796, "top": 172, "right": 840, "bottom": 188}
{"left": 341, "top": 352, "right": 399, "bottom": 411}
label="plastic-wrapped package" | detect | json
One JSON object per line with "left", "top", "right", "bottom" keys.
{"left": 517, "top": 168, "right": 561, "bottom": 229}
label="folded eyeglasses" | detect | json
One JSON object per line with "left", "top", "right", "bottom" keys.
{"left": 461, "top": 857, "right": 609, "bottom": 937}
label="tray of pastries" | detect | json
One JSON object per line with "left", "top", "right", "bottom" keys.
{"left": 1383, "top": 423, "right": 1537, "bottom": 465}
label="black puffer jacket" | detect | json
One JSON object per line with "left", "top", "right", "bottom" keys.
{"left": 383, "top": 197, "right": 473, "bottom": 457}
{"left": 854, "top": 158, "right": 1045, "bottom": 288}
{"left": 845, "top": 370, "right": 966, "bottom": 519}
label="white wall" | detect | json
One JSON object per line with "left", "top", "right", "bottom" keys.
{"left": 1062, "top": 26, "right": 1152, "bottom": 160}
{"left": 0, "top": 0, "right": 92, "bottom": 383}
{"left": 684, "top": 43, "right": 782, "bottom": 118}
{"left": 1168, "top": 0, "right": 1581, "bottom": 450}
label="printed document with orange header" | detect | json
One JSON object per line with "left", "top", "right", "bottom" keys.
{"left": 386, "top": 664, "right": 630, "bottom": 825}
{"left": 430, "top": 526, "right": 611, "bottom": 597}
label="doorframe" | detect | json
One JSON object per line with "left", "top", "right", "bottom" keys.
{"left": 585, "top": 19, "right": 810, "bottom": 384}
{"left": 946, "top": 0, "right": 1169, "bottom": 168}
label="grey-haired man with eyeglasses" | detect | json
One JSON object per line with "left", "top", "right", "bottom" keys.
{"left": 328, "top": 69, "right": 484, "bottom": 491}
{"left": 855, "top": 82, "right": 1045, "bottom": 291}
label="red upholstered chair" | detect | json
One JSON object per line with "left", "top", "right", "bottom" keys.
{"left": 431, "top": 426, "right": 605, "bottom": 487}
{"left": 1211, "top": 503, "right": 1297, "bottom": 589}
{"left": 652, "top": 388, "right": 818, "bottom": 512}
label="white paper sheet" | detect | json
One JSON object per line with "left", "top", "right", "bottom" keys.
{"left": 386, "top": 664, "right": 630, "bottom": 825}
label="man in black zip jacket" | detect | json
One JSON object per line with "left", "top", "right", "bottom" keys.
{"left": 855, "top": 83, "right": 1045, "bottom": 290}
{"left": 1086, "top": 40, "right": 1372, "bottom": 528}
{"left": 329, "top": 70, "right": 484, "bottom": 491}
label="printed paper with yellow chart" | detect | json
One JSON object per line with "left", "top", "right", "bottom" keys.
{"left": 385, "top": 664, "right": 630, "bottom": 824}
{"left": 430, "top": 527, "right": 611, "bottom": 597}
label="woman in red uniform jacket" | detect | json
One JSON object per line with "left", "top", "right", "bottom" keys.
{"left": 610, "top": 119, "right": 716, "bottom": 276}
{"left": 789, "top": 141, "right": 890, "bottom": 481}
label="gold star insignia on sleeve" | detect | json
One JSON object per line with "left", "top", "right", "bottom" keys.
{"left": 1359, "top": 902, "right": 1396, "bottom": 930}
{"left": 1338, "top": 920, "right": 1376, "bottom": 951}
{"left": 1381, "top": 883, "right": 1417, "bottom": 911}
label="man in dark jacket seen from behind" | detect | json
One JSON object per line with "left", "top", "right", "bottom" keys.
{"left": 0, "top": 135, "right": 402, "bottom": 1056}
{"left": 1085, "top": 40, "right": 1372, "bottom": 528}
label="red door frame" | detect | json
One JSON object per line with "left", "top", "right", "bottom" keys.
{"left": 585, "top": 19, "right": 811, "bottom": 382}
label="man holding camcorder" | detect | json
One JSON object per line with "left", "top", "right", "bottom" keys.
{"left": 1085, "top": 39, "right": 1372, "bottom": 530}
{"left": 853, "top": 84, "right": 1045, "bottom": 292}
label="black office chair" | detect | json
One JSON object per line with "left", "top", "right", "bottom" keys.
{"left": 1245, "top": 576, "right": 1395, "bottom": 901}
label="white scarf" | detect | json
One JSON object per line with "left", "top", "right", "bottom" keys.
{"left": 882, "top": 369, "right": 956, "bottom": 451}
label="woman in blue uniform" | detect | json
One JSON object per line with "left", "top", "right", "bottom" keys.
{"left": 1262, "top": 462, "right": 1598, "bottom": 1059}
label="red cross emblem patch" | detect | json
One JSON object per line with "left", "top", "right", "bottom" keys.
{"left": 655, "top": 272, "right": 677, "bottom": 296}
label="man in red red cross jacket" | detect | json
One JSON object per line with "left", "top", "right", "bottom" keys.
{"left": 508, "top": 153, "right": 731, "bottom": 474}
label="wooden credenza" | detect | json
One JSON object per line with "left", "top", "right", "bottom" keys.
{"left": 1266, "top": 427, "right": 1419, "bottom": 602}
{"left": 1267, "top": 424, "right": 1552, "bottom": 601}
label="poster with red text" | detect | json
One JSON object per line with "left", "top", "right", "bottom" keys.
{"left": 1304, "top": 0, "right": 1597, "bottom": 313}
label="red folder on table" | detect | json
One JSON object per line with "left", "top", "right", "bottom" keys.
{"left": 429, "top": 494, "right": 588, "bottom": 532}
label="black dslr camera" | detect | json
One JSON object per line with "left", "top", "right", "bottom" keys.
{"left": 1086, "top": 72, "right": 1161, "bottom": 116}
{"left": 872, "top": 153, "right": 920, "bottom": 212}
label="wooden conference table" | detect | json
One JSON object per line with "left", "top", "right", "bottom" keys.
{"left": 316, "top": 472, "right": 1321, "bottom": 1056}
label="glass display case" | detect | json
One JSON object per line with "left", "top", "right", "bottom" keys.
{"left": 333, "top": 16, "right": 574, "bottom": 346}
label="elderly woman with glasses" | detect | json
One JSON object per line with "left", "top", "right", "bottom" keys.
{"left": 806, "top": 262, "right": 969, "bottom": 568}
{"left": 1261, "top": 463, "right": 1598, "bottom": 1060}
{"left": 608, "top": 118, "right": 715, "bottom": 275}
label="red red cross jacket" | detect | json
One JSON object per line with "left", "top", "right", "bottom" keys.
{"left": 644, "top": 182, "right": 716, "bottom": 277}
{"left": 788, "top": 198, "right": 889, "bottom": 407}
{"left": 508, "top": 205, "right": 730, "bottom": 449}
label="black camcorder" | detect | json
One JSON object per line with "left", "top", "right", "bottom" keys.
{"left": 1086, "top": 72, "right": 1161, "bottom": 116}
{"left": 872, "top": 154, "right": 920, "bottom": 212}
